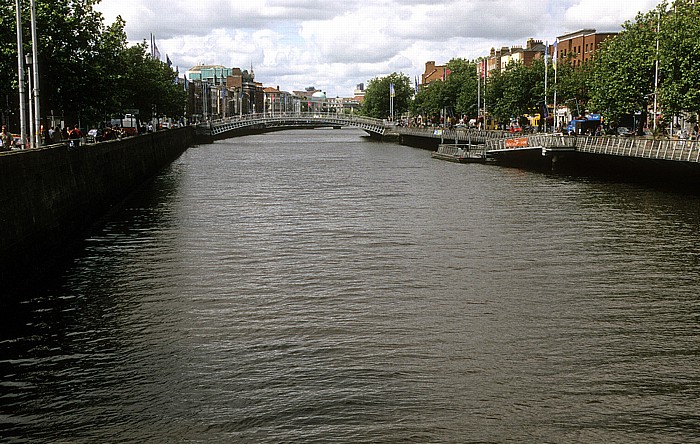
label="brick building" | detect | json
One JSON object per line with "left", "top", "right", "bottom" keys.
{"left": 477, "top": 38, "right": 547, "bottom": 77}
{"left": 555, "top": 29, "right": 617, "bottom": 68}
{"left": 421, "top": 61, "right": 449, "bottom": 86}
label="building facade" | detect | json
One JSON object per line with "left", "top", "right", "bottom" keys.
{"left": 186, "top": 66, "right": 265, "bottom": 120}
{"left": 263, "top": 86, "right": 299, "bottom": 115}
{"left": 555, "top": 29, "right": 617, "bottom": 68}
{"left": 477, "top": 38, "right": 547, "bottom": 77}
{"left": 421, "top": 61, "right": 449, "bottom": 86}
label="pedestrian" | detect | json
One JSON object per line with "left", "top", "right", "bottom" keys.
{"left": 0, "top": 125, "right": 13, "bottom": 151}
{"left": 68, "top": 125, "right": 82, "bottom": 148}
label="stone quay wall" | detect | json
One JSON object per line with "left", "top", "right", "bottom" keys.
{"left": 0, "top": 127, "right": 194, "bottom": 287}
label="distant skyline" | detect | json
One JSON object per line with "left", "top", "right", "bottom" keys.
{"left": 95, "top": 0, "right": 662, "bottom": 97}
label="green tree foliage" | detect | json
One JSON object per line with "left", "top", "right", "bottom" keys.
{"left": 117, "top": 42, "right": 185, "bottom": 120}
{"left": 412, "top": 77, "right": 447, "bottom": 119}
{"left": 411, "top": 58, "right": 478, "bottom": 120}
{"left": 553, "top": 55, "right": 593, "bottom": 117}
{"left": 588, "top": 5, "right": 662, "bottom": 128}
{"left": 486, "top": 59, "right": 546, "bottom": 123}
{"left": 0, "top": 0, "right": 185, "bottom": 128}
{"left": 658, "top": 0, "right": 700, "bottom": 115}
{"left": 361, "top": 72, "right": 411, "bottom": 119}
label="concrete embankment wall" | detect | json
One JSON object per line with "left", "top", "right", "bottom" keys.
{"left": 0, "top": 127, "right": 193, "bottom": 287}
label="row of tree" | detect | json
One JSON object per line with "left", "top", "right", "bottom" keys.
{"left": 361, "top": 0, "right": 700, "bottom": 133}
{"left": 0, "top": 0, "right": 185, "bottom": 129}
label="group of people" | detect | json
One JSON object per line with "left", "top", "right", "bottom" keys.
{"left": 0, "top": 124, "right": 86, "bottom": 150}
{"left": 46, "top": 126, "right": 84, "bottom": 145}
{"left": 1, "top": 125, "right": 15, "bottom": 151}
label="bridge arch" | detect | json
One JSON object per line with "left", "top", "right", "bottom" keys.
{"left": 198, "top": 113, "right": 387, "bottom": 140}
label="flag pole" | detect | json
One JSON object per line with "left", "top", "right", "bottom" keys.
{"left": 553, "top": 40, "right": 558, "bottom": 133}
{"left": 544, "top": 41, "right": 548, "bottom": 133}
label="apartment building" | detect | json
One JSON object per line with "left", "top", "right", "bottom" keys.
{"left": 555, "top": 29, "right": 617, "bottom": 67}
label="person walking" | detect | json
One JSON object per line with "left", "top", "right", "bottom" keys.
{"left": 0, "top": 125, "right": 13, "bottom": 151}
{"left": 68, "top": 125, "right": 83, "bottom": 148}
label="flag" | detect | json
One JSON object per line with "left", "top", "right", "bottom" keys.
{"left": 166, "top": 55, "right": 172, "bottom": 67}
{"left": 544, "top": 40, "right": 549, "bottom": 67}
{"left": 390, "top": 83, "right": 395, "bottom": 98}
{"left": 414, "top": 76, "right": 419, "bottom": 93}
{"left": 151, "top": 35, "right": 161, "bottom": 60}
{"left": 553, "top": 40, "right": 558, "bottom": 71}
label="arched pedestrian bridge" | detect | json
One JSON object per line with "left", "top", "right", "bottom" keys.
{"left": 197, "top": 113, "right": 388, "bottom": 139}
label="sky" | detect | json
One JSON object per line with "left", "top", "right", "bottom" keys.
{"left": 94, "top": 0, "right": 662, "bottom": 97}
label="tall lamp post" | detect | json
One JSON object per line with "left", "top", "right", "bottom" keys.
{"left": 15, "top": 0, "right": 27, "bottom": 148}
{"left": 30, "top": 0, "right": 40, "bottom": 147}
{"left": 25, "top": 54, "right": 34, "bottom": 148}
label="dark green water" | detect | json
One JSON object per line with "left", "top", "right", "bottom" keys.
{"left": 2, "top": 129, "right": 699, "bottom": 443}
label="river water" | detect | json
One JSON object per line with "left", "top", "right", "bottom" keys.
{"left": 2, "top": 128, "right": 700, "bottom": 443}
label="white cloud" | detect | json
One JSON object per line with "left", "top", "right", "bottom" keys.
{"left": 562, "top": 0, "right": 662, "bottom": 31}
{"left": 95, "top": 0, "right": 662, "bottom": 97}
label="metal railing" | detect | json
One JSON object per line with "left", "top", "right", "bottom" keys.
{"left": 393, "top": 126, "right": 511, "bottom": 142}
{"left": 200, "top": 112, "right": 387, "bottom": 136}
{"left": 483, "top": 134, "right": 700, "bottom": 163}
{"left": 576, "top": 136, "right": 700, "bottom": 163}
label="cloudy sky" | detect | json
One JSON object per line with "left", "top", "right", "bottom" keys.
{"left": 95, "top": 0, "right": 661, "bottom": 97}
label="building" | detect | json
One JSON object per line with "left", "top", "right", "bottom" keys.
{"left": 226, "top": 68, "right": 264, "bottom": 116}
{"left": 353, "top": 83, "right": 365, "bottom": 103}
{"left": 186, "top": 65, "right": 233, "bottom": 83}
{"left": 263, "top": 86, "right": 299, "bottom": 115}
{"left": 421, "top": 61, "right": 449, "bottom": 86}
{"left": 477, "top": 38, "right": 547, "bottom": 77}
{"left": 500, "top": 39, "right": 547, "bottom": 71}
{"left": 186, "top": 65, "right": 264, "bottom": 120}
{"left": 555, "top": 29, "right": 617, "bottom": 68}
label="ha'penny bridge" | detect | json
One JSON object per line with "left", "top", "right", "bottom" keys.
{"left": 198, "top": 113, "right": 700, "bottom": 172}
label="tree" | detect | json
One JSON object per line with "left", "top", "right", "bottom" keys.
{"left": 361, "top": 72, "right": 411, "bottom": 119}
{"left": 412, "top": 77, "right": 447, "bottom": 120}
{"left": 553, "top": 55, "right": 594, "bottom": 119}
{"left": 658, "top": 0, "right": 700, "bottom": 116}
{"left": 588, "top": 5, "right": 662, "bottom": 130}
{"left": 486, "top": 59, "right": 546, "bottom": 124}
{"left": 0, "top": 0, "right": 186, "bottom": 130}
{"left": 117, "top": 42, "right": 185, "bottom": 121}
{"left": 411, "top": 58, "right": 478, "bottom": 122}
{"left": 442, "top": 58, "right": 479, "bottom": 119}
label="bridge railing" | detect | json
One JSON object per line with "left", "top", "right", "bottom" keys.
{"left": 201, "top": 112, "right": 386, "bottom": 128}
{"left": 483, "top": 134, "right": 700, "bottom": 163}
{"left": 393, "top": 126, "right": 511, "bottom": 141}
{"left": 576, "top": 136, "right": 700, "bottom": 163}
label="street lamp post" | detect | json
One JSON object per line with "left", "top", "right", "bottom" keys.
{"left": 15, "top": 0, "right": 27, "bottom": 148}
{"left": 25, "top": 54, "right": 34, "bottom": 149}
{"left": 30, "top": 0, "right": 40, "bottom": 147}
